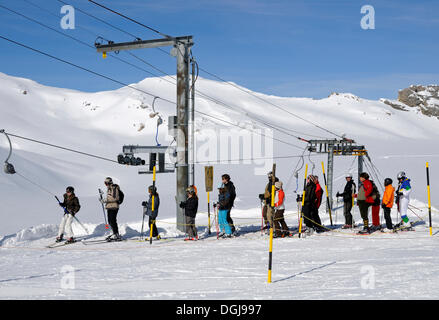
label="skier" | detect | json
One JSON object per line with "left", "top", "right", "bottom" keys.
{"left": 303, "top": 175, "right": 324, "bottom": 233}
{"left": 381, "top": 178, "right": 395, "bottom": 231}
{"left": 273, "top": 181, "right": 291, "bottom": 237}
{"left": 142, "top": 185, "right": 160, "bottom": 240}
{"left": 100, "top": 177, "right": 122, "bottom": 241}
{"left": 222, "top": 174, "right": 237, "bottom": 235}
{"left": 262, "top": 171, "right": 279, "bottom": 232}
{"left": 180, "top": 186, "right": 199, "bottom": 240}
{"left": 336, "top": 173, "right": 356, "bottom": 229}
{"left": 215, "top": 183, "right": 233, "bottom": 238}
{"left": 395, "top": 171, "right": 412, "bottom": 228}
{"left": 56, "top": 186, "right": 81, "bottom": 243}
{"left": 356, "top": 172, "right": 375, "bottom": 234}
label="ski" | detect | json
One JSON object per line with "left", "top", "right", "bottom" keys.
{"left": 82, "top": 238, "right": 126, "bottom": 245}
{"left": 46, "top": 239, "right": 78, "bottom": 248}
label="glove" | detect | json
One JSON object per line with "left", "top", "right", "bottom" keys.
{"left": 381, "top": 203, "right": 386, "bottom": 209}
{"left": 59, "top": 203, "right": 66, "bottom": 208}
{"left": 336, "top": 192, "right": 341, "bottom": 197}
{"left": 141, "top": 201, "right": 147, "bottom": 207}
{"left": 397, "top": 192, "right": 403, "bottom": 197}
{"left": 213, "top": 202, "right": 217, "bottom": 208}
{"left": 179, "top": 201, "right": 186, "bottom": 208}
{"left": 258, "top": 194, "right": 264, "bottom": 201}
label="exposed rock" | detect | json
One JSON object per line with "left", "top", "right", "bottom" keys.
{"left": 395, "top": 85, "right": 439, "bottom": 119}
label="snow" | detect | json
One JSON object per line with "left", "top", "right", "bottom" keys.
{"left": 1, "top": 71, "right": 439, "bottom": 299}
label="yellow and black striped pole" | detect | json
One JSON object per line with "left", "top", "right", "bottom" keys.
{"left": 427, "top": 162, "right": 432, "bottom": 236}
{"left": 321, "top": 162, "right": 333, "bottom": 226}
{"left": 268, "top": 227, "right": 273, "bottom": 283}
{"left": 298, "top": 164, "right": 308, "bottom": 238}
{"left": 150, "top": 165, "right": 156, "bottom": 245}
{"left": 268, "top": 163, "right": 276, "bottom": 283}
{"left": 207, "top": 191, "right": 211, "bottom": 234}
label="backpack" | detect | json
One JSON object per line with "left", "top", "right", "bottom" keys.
{"left": 113, "top": 184, "right": 124, "bottom": 205}
{"left": 370, "top": 180, "right": 380, "bottom": 205}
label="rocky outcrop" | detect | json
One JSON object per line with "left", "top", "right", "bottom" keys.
{"left": 390, "top": 85, "right": 439, "bottom": 118}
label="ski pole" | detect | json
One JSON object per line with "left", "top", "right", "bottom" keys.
{"left": 150, "top": 165, "right": 156, "bottom": 245}
{"left": 98, "top": 188, "right": 109, "bottom": 229}
{"left": 427, "top": 162, "right": 432, "bottom": 236}
{"left": 140, "top": 209, "right": 146, "bottom": 241}
{"left": 299, "top": 164, "right": 308, "bottom": 238}
{"left": 208, "top": 191, "right": 211, "bottom": 235}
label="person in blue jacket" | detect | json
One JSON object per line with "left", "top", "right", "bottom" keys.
{"left": 215, "top": 183, "right": 233, "bottom": 238}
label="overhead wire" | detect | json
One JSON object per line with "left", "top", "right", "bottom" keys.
{"left": 84, "top": 0, "right": 344, "bottom": 139}
{"left": 22, "top": 0, "right": 313, "bottom": 145}
{"left": 0, "top": 35, "right": 304, "bottom": 151}
{"left": 83, "top": 0, "right": 343, "bottom": 141}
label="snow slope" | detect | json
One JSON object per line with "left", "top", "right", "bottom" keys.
{"left": 1, "top": 72, "right": 439, "bottom": 299}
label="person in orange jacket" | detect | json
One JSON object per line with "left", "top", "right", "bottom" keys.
{"left": 381, "top": 178, "right": 395, "bottom": 230}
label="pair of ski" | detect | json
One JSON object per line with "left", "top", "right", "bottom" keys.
{"left": 46, "top": 239, "right": 79, "bottom": 248}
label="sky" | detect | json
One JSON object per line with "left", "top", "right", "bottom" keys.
{"left": 0, "top": 0, "right": 438, "bottom": 100}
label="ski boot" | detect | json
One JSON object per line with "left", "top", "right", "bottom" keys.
{"left": 55, "top": 235, "right": 64, "bottom": 243}
{"left": 65, "top": 237, "right": 75, "bottom": 244}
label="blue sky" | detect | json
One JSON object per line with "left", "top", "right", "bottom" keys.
{"left": 0, "top": 0, "right": 438, "bottom": 99}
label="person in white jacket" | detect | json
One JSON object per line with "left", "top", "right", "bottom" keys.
{"left": 396, "top": 171, "right": 412, "bottom": 227}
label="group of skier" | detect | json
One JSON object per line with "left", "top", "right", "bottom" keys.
{"left": 55, "top": 174, "right": 238, "bottom": 244}
{"left": 54, "top": 167, "right": 413, "bottom": 244}
{"left": 337, "top": 171, "right": 412, "bottom": 234}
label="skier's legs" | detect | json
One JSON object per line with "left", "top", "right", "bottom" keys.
{"left": 148, "top": 216, "right": 158, "bottom": 237}
{"left": 399, "top": 198, "right": 410, "bottom": 225}
{"left": 226, "top": 209, "right": 236, "bottom": 233}
{"left": 371, "top": 205, "right": 380, "bottom": 227}
{"left": 358, "top": 201, "right": 370, "bottom": 228}
{"left": 57, "top": 214, "right": 68, "bottom": 238}
{"left": 344, "top": 202, "right": 353, "bottom": 225}
{"left": 302, "top": 205, "right": 313, "bottom": 228}
{"left": 383, "top": 207, "right": 393, "bottom": 229}
{"left": 64, "top": 215, "right": 74, "bottom": 238}
{"left": 107, "top": 209, "right": 119, "bottom": 235}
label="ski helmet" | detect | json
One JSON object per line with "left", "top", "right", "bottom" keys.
{"left": 148, "top": 185, "right": 157, "bottom": 193}
{"left": 104, "top": 177, "right": 113, "bottom": 185}
{"left": 384, "top": 178, "right": 393, "bottom": 186}
{"left": 345, "top": 172, "right": 353, "bottom": 178}
{"left": 66, "top": 186, "right": 75, "bottom": 193}
{"left": 186, "top": 186, "right": 195, "bottom": 194}
{"left": 397, "top": 171, "right": 406, "bottom": 180}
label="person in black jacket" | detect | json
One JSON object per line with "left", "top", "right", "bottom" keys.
{"left": 302, "top": 175, "right": 317, "bottom": 231}
{"left": 336, "top": 173, "right": 357, "bottom": 229}
{"left": 180, "top": 186, "right": 199, "bottom": 240}
{"left": 142, "top": 185, "right": 160, "bottom": 239}
{"left": 222, "top": 174, "right": 237, "bottom": 234}
{"left": 56, "top": 186, "right": 81, "bottom": 243}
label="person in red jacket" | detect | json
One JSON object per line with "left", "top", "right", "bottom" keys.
{"left": 312, "top": 176, "right": 325, "bottom": 233}
{"left": 356, "top": 172, "right": 374, "bottom": 234}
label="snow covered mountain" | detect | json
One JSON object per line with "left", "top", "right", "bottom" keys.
{"left": 1, "top": 71, "right": 438, "bottom": 236}
{"left": 1, "top": 71, "right": 439, "bottom": 300}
